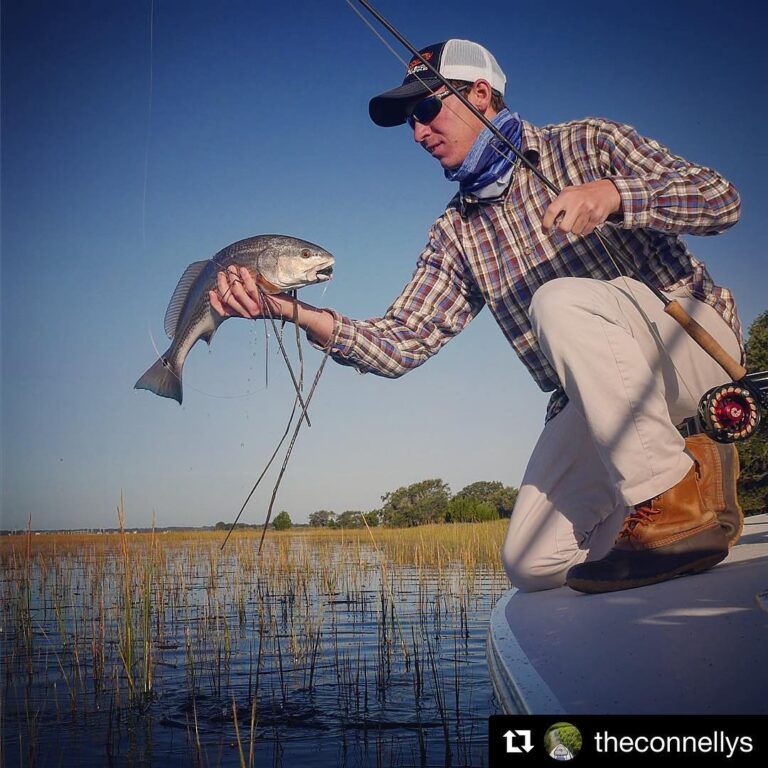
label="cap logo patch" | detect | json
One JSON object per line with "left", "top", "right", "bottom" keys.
{"left": 407, "top": 50, "right": 433, "bottom": 77}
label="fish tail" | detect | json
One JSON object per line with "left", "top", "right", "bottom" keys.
{"left": 134, "top": 353, "right": 183, "bottom": 404}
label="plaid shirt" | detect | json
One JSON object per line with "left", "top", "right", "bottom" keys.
{"left": 317, "top": 118, "right": 742, "bottom": 397}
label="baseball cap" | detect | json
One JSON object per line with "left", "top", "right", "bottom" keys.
{"left": 369, "top": 39, "right": 506, "bottom": 128}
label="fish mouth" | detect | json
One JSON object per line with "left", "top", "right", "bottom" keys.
{"left": 315, "top": 266, "right": 334, "bottom": 281}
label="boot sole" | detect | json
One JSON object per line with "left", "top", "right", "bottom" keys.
{"left": 566, "top": 552, "right": 727, "bottom": 594}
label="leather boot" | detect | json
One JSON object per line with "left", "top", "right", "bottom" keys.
{"left": 566, "top": 464, "right": 729, "bottom": 594}
{"left": 684, "top": 434, "right": 743, "bottom": 548}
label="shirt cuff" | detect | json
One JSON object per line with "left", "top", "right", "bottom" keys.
{"left": 306, "top": 309, "right": 367, "bottom": 372}
{"left": 610, "top": 176, "right": 653, "bottom": 229}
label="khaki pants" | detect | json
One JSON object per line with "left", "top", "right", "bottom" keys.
{"left": 502, "top": 276, "right": 742, "bottom": 592}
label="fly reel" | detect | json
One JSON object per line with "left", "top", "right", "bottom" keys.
{"left": 696, "top": 370, "right": 768, "bottom": 443}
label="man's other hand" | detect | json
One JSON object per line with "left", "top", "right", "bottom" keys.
{"left": 542, "top": 179, "right": 622, "bottom": 236}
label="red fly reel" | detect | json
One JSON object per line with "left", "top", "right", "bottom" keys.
{"left": 698, "top": 382, "right": 761, "bottom": 442}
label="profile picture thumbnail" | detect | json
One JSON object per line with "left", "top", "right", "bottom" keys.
{"left": 544, "top": 722, "right": 583, "bottom": 761}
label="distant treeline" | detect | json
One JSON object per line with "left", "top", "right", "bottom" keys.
{"left": 214, "top": 511, "right": 295, "bottom": 531}
{"left": 738, "top": 311, "right": 768, "bottom": 515}
{"left": 309, "top": 479, "right": 519, "bottom": 529}
{"left": 212, "top": 522, "right": 261, "bottom": 531}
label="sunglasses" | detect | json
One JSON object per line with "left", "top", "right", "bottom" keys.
{"left": 406, "top": 83, "right": 471, "bottom": 129}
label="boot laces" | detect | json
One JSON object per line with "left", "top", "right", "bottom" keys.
{"left": 618, "top": 462, "right": 702, "bottom": 542}
{"left": 618, "top": 502, "right": 660, "bottom": 541}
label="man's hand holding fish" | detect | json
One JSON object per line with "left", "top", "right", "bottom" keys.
{"left": 210, "top": 265, "right": 334, "bottom": 347}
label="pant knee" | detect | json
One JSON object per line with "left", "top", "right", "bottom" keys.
{"left": 528, "top": 277, "right": 603, "bottom": 337}
{"left": 502, "top": 548, "right": 570, "bottom": 593}
{"left": 529, "top": 277, "right": 584, "bottom": 321}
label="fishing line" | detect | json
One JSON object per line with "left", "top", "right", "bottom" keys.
{"left": 218, "top": 265, "right": 313, "bottom": 424}
{"left": 293, "top": 289, "right": 305, "bottom": 395}
{"left": 255, "top": 285, "right": 312, "bottom": 428}
{"left": 591, "top": 235, "right": 702, "bottom": 409}
{"left": 222, "top": 286, "right": 331, "bottom": 550}
{"left": 263, "top": 308, "right": 270, "bottom": 389}
{"left": 146, "top": 323, "right": 264, "bottom": 400}
{"left": 257, "top": 348, "right": 331, "bottom": 554}
{"left": 220, "top": 384, "right": 302, "bottom": 549}
{"left": 142, "top": 0, "right": 155, "bottom": 252}
{"left": 145, "top": 271, "right": 332, "bottom": 542}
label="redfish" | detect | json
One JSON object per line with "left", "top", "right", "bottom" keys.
{"left": 135, "top": 234, "right": 334, "bottom": 404}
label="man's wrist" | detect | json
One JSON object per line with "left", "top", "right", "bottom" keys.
{"left": 269, "top": 294, "right": 298, "bottom": 321}
{"left": 284, "top": 299, "right": 335, "bottom": 347}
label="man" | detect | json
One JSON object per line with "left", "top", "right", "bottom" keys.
{"left": 210, "top": 40, "right": 744, "bottom": 594}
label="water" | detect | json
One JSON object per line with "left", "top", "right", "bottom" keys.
{"left": 1, "top": 531, "right": 509, "bottom": 767}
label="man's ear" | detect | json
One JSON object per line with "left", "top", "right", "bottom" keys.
{"left": 469, "top": 79, "right": 493, "bottom": 113}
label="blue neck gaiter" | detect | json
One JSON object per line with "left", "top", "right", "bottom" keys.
{"left": 444, "top": 109, "right": 523, "bottom": 196}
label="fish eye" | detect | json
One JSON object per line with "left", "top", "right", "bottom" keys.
{"left": 301, "top": 249, "right": 311, "bottom": 259}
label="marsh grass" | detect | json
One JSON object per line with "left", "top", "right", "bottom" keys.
{"left": 1, "top": 517, "right": 509, "bottom": 767}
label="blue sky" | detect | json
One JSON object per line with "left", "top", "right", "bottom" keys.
{"left": 2, "top": 0, "right": 766, "bottom": 530}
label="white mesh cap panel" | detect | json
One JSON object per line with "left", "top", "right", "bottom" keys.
{"left": 439, "top": 39, "right": 506, "bottom": 95}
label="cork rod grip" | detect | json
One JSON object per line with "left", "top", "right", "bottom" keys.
{"left": 664, "top": 300, "right": 747, "bottom": 381}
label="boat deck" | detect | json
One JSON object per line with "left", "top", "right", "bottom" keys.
{"left": 488, "top": 513, "right": 768, "bottom": 714}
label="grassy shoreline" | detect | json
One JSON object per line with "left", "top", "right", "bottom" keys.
{"left": 2, "top": 519, "right": 510, "bottom": 766}
{"left": 0, "top": 518, "right": 510, "bottom": 568}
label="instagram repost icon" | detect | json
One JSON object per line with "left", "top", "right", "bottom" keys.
{"left": 544, "top": 723, "right": 583, "bottom": 761}
{"left": 503, "top": 729, "right": 533, "bottom": 753}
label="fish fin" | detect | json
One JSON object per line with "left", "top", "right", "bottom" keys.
{"left": 201, "top": 313, "right": 225, "bottom": 345}
{"left": 134, "top": 354, "right": 183, "bottom": 404}
{"left": 164, "top": 260, "right": 209, "bottom": 339}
